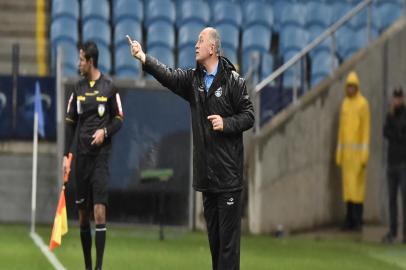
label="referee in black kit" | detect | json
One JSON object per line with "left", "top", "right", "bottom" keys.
{"left": 127, "top": 27, "right": 254, "bottom": 270}
{"left": 63, "top": 41, "right": 123, "bottom": 270}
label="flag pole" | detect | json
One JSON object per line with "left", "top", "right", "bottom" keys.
{"left": 31, "top": 111, "right": 39, "bottom": 234}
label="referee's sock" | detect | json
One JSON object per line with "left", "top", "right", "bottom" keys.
{"left": 80, "top": 224, "right": 92, "bottom": 270}
{"left": 95, "top": 224, "right": 106, "bottom": 270}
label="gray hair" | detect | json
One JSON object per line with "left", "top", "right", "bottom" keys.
{"left": 207, "top": 27, "right": 222, "bottom": 56}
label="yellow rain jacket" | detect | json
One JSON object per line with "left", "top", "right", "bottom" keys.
{"left": 336, "top": 71, "right": 370, "bottom": 203}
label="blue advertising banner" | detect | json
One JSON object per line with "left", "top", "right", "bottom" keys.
{"left": 0, "top": 75, "right": 56, "bottom": 140}
{"left": 0, "top": 76, "right": 12, "bottom": 139}
{"left": 65, "top": 86, "right": 192, "bottom": 225}
{"left": 15, "top": 76, "right": 56, "bottom": 140}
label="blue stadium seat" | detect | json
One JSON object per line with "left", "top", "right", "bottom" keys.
{"left": 178, "top": 45, "right": 196, "bottom": 69}
{"left": 50, "top": 17, "right": 78, "bottom": 45}
{"left": 115, "top": 46, "right": 141, "bottom": 78}
{"left": 243, "top": 1, "right": 273, "bottom": 29}
{"left": 282, "top": 50, "right": 301, "bottom": 88}
{"left": 221, "top": 47, "right": 238, "bottom": 68}
{"left": 335, "top": 25, "right": 355, "bottom": 59}
{"left": 216, "top": 23, "right": 240, "bottom": 51}
{"left": 147, "top": 21, "right": 175, "bottom": 49}
{"left": 349, "top": 6, "right": 379, "bottom": 32}
{"left": 82, "top": 19, "right": 111, "bottom": 48}
{"left": 260, "top": 52, "right": 274, "bottom": 81}
{"left": 271, "top": 0, "right": 288, "bottom": 31}
{"left": 82, "top": 0, "right": 110, "bottom": 23}
{"left": 331, "top": 1, "right": 351, "bottom": 24}
{"left": 311, "top": 50, "right": 335, "bottom": 86}
{"left": 114, "top": 19, "right": 142, "bottom": 51}
{"left": 97, "top": 44, "right": 112, "bottom": 74}
{"left": 242, "top": 25, "right": 271, "bottom": 53}
{"left": 112, "top": 0, "right": 143, "bottom": 25}
{"left": 59, "top": 42, "right": 78, "bottom": 71}
{"left": 178, "top": 22, "right": 205, "bottom": 50}
{"left": 145, "top": 46, "right": 175, "bottom": 80}
{"left": 307, "top": 26, "right": 333, "bottom": 56}
{"left": 305, "top": 1, "right": 332, "bottom": 28}
{"left": 242, "top": 49, "right": 261, "bottom": 77}
{"left": 145, "top": 0, "right": 175, "bottom": 27}
{"left": 177, "top": 0, "right": 210, "bottom": 27}
{"left": 343, "top": 29, "right": 368, "bottom": 58}
{"left": 280, "top": 2, "right": 307, "bottom": 27}
{"left": 279, "top": 26, "right": 309, "bottom": 55}
{"left": 63, "top": 65, "right": 78, "bottom": 77}
{"left": 51, "top": 0, "right": 79, "bottom": 21}
{"left": 148, "top": 45, "right": 175, "bottom": 67}
{"left": 374, "top": 0, "right": 404, "bottom": 31}
{"left": 212, "top": 1, "right": 242, "bottom": 28}
{"left": 51, "top": 41, "right": 78, "bottom": 76}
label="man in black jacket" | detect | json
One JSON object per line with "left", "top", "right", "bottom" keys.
{"left": 382, "top": 87, "right": 406, "bottom": 244}
{"left": 127, "top": 27, "right": 254, "bottom": 269}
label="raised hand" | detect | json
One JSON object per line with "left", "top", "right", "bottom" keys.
{"left": 126, "top": 35, "right": 146, "bottom": 64}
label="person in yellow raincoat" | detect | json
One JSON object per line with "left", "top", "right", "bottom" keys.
{"left": 336, "top": 71, "right": 370, "bottom": 231}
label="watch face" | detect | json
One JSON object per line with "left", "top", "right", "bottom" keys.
{"left": 98, "top": 104, "right": 105, "bottom": 117}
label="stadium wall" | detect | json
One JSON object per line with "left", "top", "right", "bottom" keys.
{"left": 247, "top": 18, "right": 406, "bottom": 234}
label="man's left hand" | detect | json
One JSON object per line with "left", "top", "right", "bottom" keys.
{"left": 91, "top": 129, "right": 105, "bottom": 146}
{"left": 208, "top": 115, "right": 223, "bottom": 131}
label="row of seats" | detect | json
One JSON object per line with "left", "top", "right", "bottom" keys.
{"left": 50, "top": 0, "right": 404, "bottom": 84}
{"left": 51, "top": 0, "right": 402, "bottom": 33}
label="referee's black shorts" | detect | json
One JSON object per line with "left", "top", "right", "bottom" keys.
{"left": 74, "top": 153, "right": 109, "bottom": 209}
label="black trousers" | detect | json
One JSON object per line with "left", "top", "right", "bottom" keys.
{"left": 387, "top": 164, "right": 406, "bottom": 238}
{"left": 203, "top": 191, "right": 242, "bottom": 270}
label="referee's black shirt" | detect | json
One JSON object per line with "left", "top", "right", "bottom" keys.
{"left": 64, "top": 74, "right": 123, "bottom": 156}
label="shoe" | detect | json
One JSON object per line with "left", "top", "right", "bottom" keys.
{"left": 340, "top": 220, "right": 354, "bottom": 231}
{"left": 382, "top": 233, "right": 395, "bottom": 244}
{"left": 352, "top": 224, "right": 362, "bottom": 232}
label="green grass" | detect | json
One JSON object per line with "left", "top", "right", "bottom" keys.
{"left": 1, "top": 224, "right": 406, "bottom": 269}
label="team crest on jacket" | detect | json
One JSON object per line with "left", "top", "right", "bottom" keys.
{"left": 215, "top": 87, "right": 222, "bottom": 97}
{"left": 98, "top": 104, "right": 105, "bottom": 117}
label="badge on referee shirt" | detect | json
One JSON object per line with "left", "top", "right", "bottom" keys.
{"left": 98, "top": 104, "right": 105, "bottom": 117}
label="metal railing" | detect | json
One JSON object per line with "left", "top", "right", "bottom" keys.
{"left": 253, "top": 0, "right": 374, "bottom": 134}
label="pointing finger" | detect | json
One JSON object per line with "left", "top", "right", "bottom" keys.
{"left": 126, "top": 35, "right": 132, "bottom": 46}
{"left": 207, "top": 115, "right": 218, "bottom": 121}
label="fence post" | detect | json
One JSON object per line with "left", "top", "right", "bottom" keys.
{"left": 11, "top": 44, "right": 19, "bottom": 132}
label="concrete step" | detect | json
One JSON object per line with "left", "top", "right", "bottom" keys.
{"left": 0, "top": 153, "right": 58, "bottom": 171}
{"left": 0, "top": 9, "right": 37, "bottom": 25}
{"left": 0, "top": 0, "right": 40, "bottom": 11}
{"left": 0, "top": 62, "right": 39, "bottom": 76}
{"left": 0, "top": 37, "right": 48, "bottom": 59}
{"left": 0, "top": 173, "right": 58, "bottom": 222}
{"left": 0, "top": 151, "right": 59, "bottom": 222}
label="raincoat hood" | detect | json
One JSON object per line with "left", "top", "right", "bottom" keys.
{"left": 345, "top": 71, "right": 361, "bottom": 92}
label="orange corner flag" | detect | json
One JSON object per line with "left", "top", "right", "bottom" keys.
{"left": 49, "top": 189, "right": 68, "bottom": 250}
{"left": 49, "top": 153, "right": 72, "bottom": 251}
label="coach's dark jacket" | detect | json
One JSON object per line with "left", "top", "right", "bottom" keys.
{"left": 143, "top": 55, "right": 254, "bottom": 193}
{"left": 384, "top": 105, "right": 406, "bottom": 166}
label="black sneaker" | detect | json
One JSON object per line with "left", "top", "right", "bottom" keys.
{"left": 381, "top": 233, "right": 395, "bottom": 244}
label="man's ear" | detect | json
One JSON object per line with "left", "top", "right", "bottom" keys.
{"left": 210, "top": 44, "right": 215, "bottom": 55}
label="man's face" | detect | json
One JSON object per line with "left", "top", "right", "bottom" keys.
{"left": 195, "top": 29, "right": 215, "bottom": 64}
{"left": 78, "top": 49, "right": 91, "bottom": 76}
{"left": 346, "top": 84, "right": 357, "bottom": 97}
{"left": 393, "top": 96, "right": 404, "bottom": 108}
